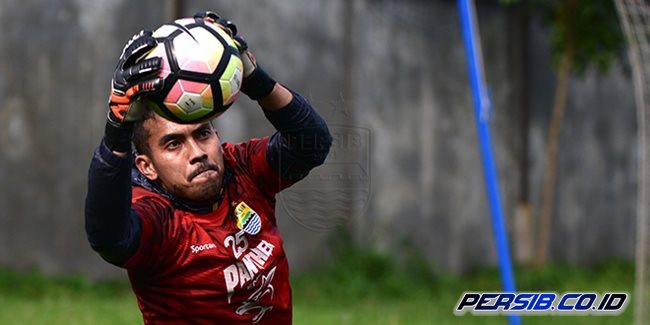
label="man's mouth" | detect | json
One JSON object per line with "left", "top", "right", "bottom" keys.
{"left": 188, "top": 165, "right": 218, "bottom": 181}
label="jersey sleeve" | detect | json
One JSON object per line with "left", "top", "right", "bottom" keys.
{"left": 122, "top": 195, "right": 176, "bottom": 270}
{"left": 225, "top": 91, "right": 332, "bottom": 195}
{"left": 262, "top": 90, "right": 332, "bottom": 181}
{"left": 85, "top": 139, "right": 142, "bottom": 266}
{"left": 226, "top": 137, "right": 297, "bottom": 196}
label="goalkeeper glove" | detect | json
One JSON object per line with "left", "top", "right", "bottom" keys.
{"left": 105, "top": 30, "right": 163, "bottom": 152}
{"left": 193, "top": 11, "right": 276, "bottom": 100}
{"left": 108, "top": 29, "right": 163, "bottom": 124}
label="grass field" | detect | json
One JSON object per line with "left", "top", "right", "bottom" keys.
{"left": 0, "top": 249, "right": 636, "bottom": 324}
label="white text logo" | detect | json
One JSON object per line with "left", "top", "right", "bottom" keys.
{"left": 190, "top": 243, "right": 217, "bottom": 254}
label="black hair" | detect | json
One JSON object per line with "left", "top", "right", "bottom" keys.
{"left": 132, "top": 107, "right": 157, "bottom": 156}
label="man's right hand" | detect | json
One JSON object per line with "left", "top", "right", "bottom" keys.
{"left": 108, "top": 30, "right": 164, "bottom": 125}
{"left": 105, "top": 30, "right": 163, "bottom": 153}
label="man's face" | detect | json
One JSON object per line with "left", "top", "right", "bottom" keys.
{"left": 136, "top": 114, "right": 225, "bottom": 203}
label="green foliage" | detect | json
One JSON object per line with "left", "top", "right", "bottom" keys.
{"left": 291, "top": 243, "right": 441, "bottom": 302}
{"left": 501, "top": 0, "right": 625, "bottom": 76}
{"left": 499, "top": 0, "right": 520, "bottom": 6}
{"left": 548, "top": 0, "right": 624, "bottom": 75}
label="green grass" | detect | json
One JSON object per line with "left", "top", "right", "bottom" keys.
{"left": 291, "top": 248, "right": 635, "bottom": 325}
{"left": 0, "top": 268, "right": 139, "bottom": 324}
{"left": 0, "top": 251, "right": 636, "bottom": 324}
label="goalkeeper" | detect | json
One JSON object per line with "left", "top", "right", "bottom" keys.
{"left": 85, "top": 12, "right": 332, "bottom": 324}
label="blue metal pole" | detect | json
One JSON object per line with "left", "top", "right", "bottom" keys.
{"left": 457, "top": 1, "right": 520, "bottom": 324}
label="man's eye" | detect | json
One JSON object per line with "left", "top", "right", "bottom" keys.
{"left": 166, "top": 141, "right": 180, "bottom": 150}
{"left": 199, "top": 129, "right": 212, "bottom": 139}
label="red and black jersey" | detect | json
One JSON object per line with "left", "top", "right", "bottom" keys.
{"left": 85, "top": 91, "right": 332, "bottom": 324}
{"left": 125, "top": 138, "right": 294, "bottom": 324}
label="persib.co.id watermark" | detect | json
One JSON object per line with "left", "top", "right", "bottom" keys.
{"left": 455, "top": 292, "right": 628, "bottom": 315}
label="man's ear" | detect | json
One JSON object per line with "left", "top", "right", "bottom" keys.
{"left": 135, "top": 154, "right": 158, "bottom": 181}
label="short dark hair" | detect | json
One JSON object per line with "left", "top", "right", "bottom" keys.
{"left": 132, "top": 107, "right": 157, "bottom": 156}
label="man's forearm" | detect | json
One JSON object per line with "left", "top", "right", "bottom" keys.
{"left": 263, "top": 87, "right": 333, "bottom": 180}
{"left": 85, "top": 139, "right": 141, "bottom": 265}
{"left": 258, "top": 83, "right": 293, "bottom": 112}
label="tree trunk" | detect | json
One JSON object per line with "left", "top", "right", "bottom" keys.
{"left": 511, "top": 2, "right": 533, "bottom": 265}
{"left": 535, "top": 0, "right": 578, "bottom": 268}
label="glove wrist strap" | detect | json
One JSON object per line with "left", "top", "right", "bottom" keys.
{"left": 105, "top": 112, "right": 134, "bottom": 153}
{"left": 241, "top": 66, "right": 276, "bottom": 100}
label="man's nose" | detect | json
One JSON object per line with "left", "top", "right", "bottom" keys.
{"left": 187, "top": 139, "right": 208, "bottom": 164}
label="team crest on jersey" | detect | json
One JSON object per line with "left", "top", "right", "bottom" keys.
{"left": 234, "top": 201, "right": 262, "bottom": 235}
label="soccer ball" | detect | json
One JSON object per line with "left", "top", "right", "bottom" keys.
{"left": 139, "top": 17, "right": 244, "bottom": 124}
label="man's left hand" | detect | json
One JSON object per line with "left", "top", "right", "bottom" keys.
{"left": 194, "top": 11, "right": 276, "bottom": 100}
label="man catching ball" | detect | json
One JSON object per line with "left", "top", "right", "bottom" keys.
{"left": 85, "top": 12, "right": 332, "bottom": 324}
